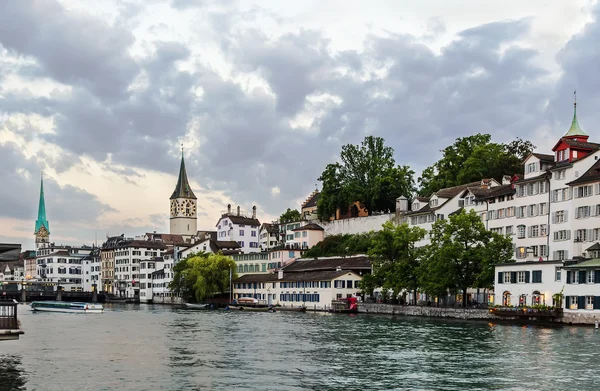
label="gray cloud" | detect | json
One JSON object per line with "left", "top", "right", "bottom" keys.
{"left": 1, "top": 0, "right": 599, "bottom": 237}
{"left": 0, "top": 142, "right": 115, "bottom": 225}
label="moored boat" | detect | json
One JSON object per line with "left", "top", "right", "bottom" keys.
{"left": 228, "top": 305, "right": 276, "bottom": 312}
{"left": 30, "top": 301, "right": 104, "bottom": 314}
{"left": 184, "top": 303, "right": 209, "bottom": 310}
{"left": 276, "top": 306, "right": 307, "bottom": 312}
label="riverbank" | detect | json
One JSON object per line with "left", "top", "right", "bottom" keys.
{"left": 359, "top": 303, "right": 600, "bottom": 326}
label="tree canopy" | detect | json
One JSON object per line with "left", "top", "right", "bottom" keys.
{"left": 170, "top": 252, "right": 237, "bottom": 303}
{"left": 302, "top": 232, "right": 376, "bottom": 258}
{"left": 419, "top": 209, "right": 514, "bottom": 307}
{"left": 365, "top": 221, "right": 427, "bottom": 304}
{"left": 317, "top": 136, "right": 415, "bottom": 219}
{"left": 418, "top": 134, "right": 534, "bottom": 196}
{"left": 279, "top": 208, "right": 302, "bottom": 223}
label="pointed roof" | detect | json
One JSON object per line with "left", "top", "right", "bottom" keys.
{"left": 170, "top": 151, "right": 197, "bottom": 200}
{"left": 35, "top": 173, "right": 50, "bottom": 234}
{"left": 564, "top": 96, "right": 587, "bottom": 137}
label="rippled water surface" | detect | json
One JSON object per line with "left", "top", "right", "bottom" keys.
{"left": 2, "top": 304, "right": 600, "bottom": 390}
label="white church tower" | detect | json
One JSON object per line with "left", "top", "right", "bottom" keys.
{"left": 169, "top": 149, "right": 197, "bottom": 241}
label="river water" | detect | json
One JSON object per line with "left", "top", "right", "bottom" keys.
{"left": 2, "top": 304, "right": 600, "bottom": 391}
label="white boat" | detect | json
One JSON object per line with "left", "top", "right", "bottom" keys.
{"left": 30, "top": 301, "right": 104, "bottom": 314}
{"left": 184, "top": 303, "right": 209, "bottom": 310}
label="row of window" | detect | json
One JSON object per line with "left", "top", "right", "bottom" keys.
{"left": 565, "top": 270, "right": 600, "bottom": 284}
{"left": 515, "top": 245, "right": 548, "bottom": 258}
{"left": 237, "top": 241, "right": 260, "bottom": 248}
{"left": 498, "top": 270, "right": 542, "bottom": 284}
{"left": 280, "top": 293, "right": 321, "bottom": 302}
{"left": 566, "top": 296, "right": 600, "bottom": 310}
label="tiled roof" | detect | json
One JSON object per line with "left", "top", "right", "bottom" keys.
{"left": 145, "top": 233, "right": 186, "bottom": 245}
{"left": 283, "top": 255, "right": 370, "bottom": 272}
{"left": 302, "top": 191, "right": 320, "bottom": 209}
{"left": 468, "top": 184, "right": 515, "bottom": 199}
{"left": 512, "top": 173, "right": 548, "bottom": 183}
{"left": 564, "top": 259, "right": 600, "bottom": 268}
{"left": 116, "top": 241, "right": 167, "bottom": 250}
{"left": 567, "top": 159, "right": 600, "bottom": 186}
{"left": 415, "top": 196, "right": 430, "bottom": 203}
{"left": 234, "top": 270, "right": 357, "bottom": 283}
{"left": 586, "top": 243, "right": 600, "bottom": 251}
{"left": 213, "top": 240, "right": 241, "bottom": 249}
{"left": 532, "top": 153, "right": 554, "bottom": 163}
{"left": 219, "top": 215, "right": 261, "bottom": 227}
{"left": 560, "top": 137, "right": 600, "bottom": 150}
{"left": 292, "top": 223, "right": 324, "bottom": 232}
{"left": 261, "top": 223, "right": 279, "bottom": 234}
{"left": 435, "top": 181, "right": 481, "bottom": 198}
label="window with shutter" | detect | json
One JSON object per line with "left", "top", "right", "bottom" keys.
{"left": 578, "top": 296, "right": 586, "bottom": 309}
{"left": 497, "top": 272, "right": 503, "bottom": 284}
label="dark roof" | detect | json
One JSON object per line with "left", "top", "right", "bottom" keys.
{"left": 532, "top": 153, "right": 554, "bottom": 163}
{"left": 219, "top": 215, "right": 261, "bottom": 227}
{"left": 512, "top": 172, "right": 548, "bottom": 184}
{"left": 0, "top": 243, "right": 21, "bottom": 261}
{"left": 435, "top": 181, "right": 482, "bottom": 198}
{"left": 567, "top": 159, "right": 600, "bottom": 186}
{"left": 560, "top": 138, "right": 600, "bottom": 150}
{"left": 170, "top": 154, "right": 197, "bottom": 200}
{"left": 302, "top": 191, "right": 320, "bottom": 209}
{"left": 53, "top": 250, "right": 72, "bottom": 257}
{"left": 283, "top": 256, "right": 370, "bottom": 272}
{"left": 448, "top": 208, "right": 463, "bottom": 216}
{"left": 292, "top": 223, "right": 324, "bottom": 232}
{"left": 564, "top": 259, "right": 600, "bottom": 268}
{"left": 116, "top": 241, "right": 167, "bottom": 250}
{"left": 234, "top": 270, "right": 358, "bottom": 283}
{"left": 261, "top": 223, "right": 279, "bottom": 234}
{"left": 402, "top": 202, "right": 436, "bottom": 216}
{"left": 151, "top": 268, "right": 165, "bottom": 277}
{"left": 145, "top": 233, "right": 186, "bottom": 245}
{"left": 213, "top": 241, "right": 241, "bottom": 249}
{"left": 415, "top": 196, "right": 430, "bottom": 203}
{"left": 468, "top": 184, "right": 515, "bottom": 200}
{"left": 586, "top": 243, "right": 600, "bottom": 251}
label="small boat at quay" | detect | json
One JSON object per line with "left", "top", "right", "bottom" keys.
{"left": 228, "top": 306, "right": 276, "bottom": 312}
{"left": 30, "top": 301, "right": 104, "bottom": 314}
{"left": 184, "top": 303, "right": 210, "bottom": 310}
{"left": 276, "top": 306, "right": 306, "bottom": 312}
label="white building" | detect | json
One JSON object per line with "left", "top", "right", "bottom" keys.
{"left": 35, "top": 245, "right": 94, "bottom": 291}
{"left": 259, "top": 223, "right": 280, "bottom": 251}
{"left": 82, "top": 248, "right": 101, "bottom": 293}
{"left": 233, "top": 255, "right": 370, "bottom": 309}
{"left": 113, "top": 240, "right": 167, "bottom": 299}
{"left": 216, "top": 205, "right": 261, "bottom": 253}
{"left": 179, "top": 239, "right": 242, "bottom": 259}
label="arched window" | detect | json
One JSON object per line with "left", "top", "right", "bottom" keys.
{"left": 503, "top": 291, "right": 511, "bottom": 306}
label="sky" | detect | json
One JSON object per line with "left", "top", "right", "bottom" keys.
{"left": 1, "top": 0, "right": 600, "bottom": 250}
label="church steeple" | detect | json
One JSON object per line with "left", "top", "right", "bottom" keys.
{"left": 35, "top": 172, "right": 50, "bottom": 248}
{"left": 564, "top": 90, "right": 587, "bottom": 139}
{"left": 170, "top": 148, "right": 196, "bottom": 200}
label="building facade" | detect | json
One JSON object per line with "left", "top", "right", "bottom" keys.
{"left": 216, "top": 205, "right": 261, "bottom": 253}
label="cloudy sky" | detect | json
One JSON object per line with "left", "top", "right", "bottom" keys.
{"left": 1, "top": 0, "right": 599, "bottom": 249}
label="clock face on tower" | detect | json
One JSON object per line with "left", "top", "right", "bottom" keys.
{"left": 170, "top": 200, "right": 179, "bottom": 216}
{"left": 182, "top": 200, "right": 196, "bottom": 217}
{"left": 38, "top": 226, "right": 49, "bottom": 238}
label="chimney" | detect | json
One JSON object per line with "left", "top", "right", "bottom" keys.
{"left": 396, "top": 196, "right": 408, "bottom": 213}
{"left": 278, "top": 269, "right": 283, "bottom": 280}
{"left": 502, "top": 175, "right": 512, "bottom": 185}
{"left": 227, "top": 204, "right": 231, "bottom": 214}
{"left": 252, "top": 205, "right": 256, "bottom": 219}
{"left": 237, "top": 206, "right": 240, "bottom": 216}
{"left": 481, "top": 179, "right": 491, "bottom": 189}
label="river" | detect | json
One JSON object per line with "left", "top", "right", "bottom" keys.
{"left": 1, "top": 304, "right": 600, "bottom": 391}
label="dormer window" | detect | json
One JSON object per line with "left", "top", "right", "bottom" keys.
{"left": 430, "top": 199, "right": 438, "bottom": 207}
{"left": 413, "top": 202, "right": 420, "bottom": 210}
{"left": 526, "top": 162, "right": 537, "bottom": 174}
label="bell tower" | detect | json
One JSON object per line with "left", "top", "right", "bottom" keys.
{"left": 34, "top": 172, "right": 50, "bottom": 250}
{"left": 169, "top": 147, "right": 197, "bottom": 241}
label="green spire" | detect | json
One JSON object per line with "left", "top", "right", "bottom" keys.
{"left": 565, "top": 91, "right": 587, "bottom": 137}
{"left": 170, "top": 147, "right": 197, "bottom": 200}
{"left": 35, "top": 172, "right": 50, "bottom": 234}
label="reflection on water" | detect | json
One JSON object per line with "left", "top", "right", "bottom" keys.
{"left": 0, "top": 354, "right": 26, "bottom": 391}
{"left": 2, "top": 305, "right": 600, "bottom": 390}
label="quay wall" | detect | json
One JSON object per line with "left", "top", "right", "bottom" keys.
{"left": 322, "top": 214, "right": 393, "bottom": 236}
{"left": 359, "top": 303, "right": 495, "bottom": 320}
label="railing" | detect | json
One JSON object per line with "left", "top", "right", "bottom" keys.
{"left": 0, "top": 299, "right": 19, "bottom": 330}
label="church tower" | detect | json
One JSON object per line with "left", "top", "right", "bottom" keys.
{"left": 34, "top": 173, "right": 50, "bottom": 250}
{"left": 169, "top": 149, "right": 197, "bottom": 240}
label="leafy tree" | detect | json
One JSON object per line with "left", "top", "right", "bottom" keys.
{"left": 279, "top": 208, "right": 302, "bottom": 223}
{"left": 170, "top": 252, "right": 237, "bottom": 302}
{"left": 368, "top": 221, "right": 426, "bottom": 304}
{"left": 317, "top": 136, "right": 416, "bottom": 218}
{"left": 420, "top": 209, "right": 513, "bottom": 307}
{"left": 418, "top": 134, "right": 535, "bottom": 196}
{"left": 302, "top": 232, "right": 376, "bottom": 258}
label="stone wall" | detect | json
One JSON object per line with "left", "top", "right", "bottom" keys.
{"left": 152, "top": 297, "right": 184, "bottom": 305}
{"left": 560, "top": 312, "right": 600, "bottom": 325}
{"left": 359, "top": 303, "right": 495, "bottom": 320}
{"left": 322, "top": 214, "right": 393, "bottom": 236}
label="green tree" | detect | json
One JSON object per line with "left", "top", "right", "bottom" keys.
{"left": 421, "top": 209, "right": 513, "bottom": 307}
{"left": 170, "top": 252, "right": 237, "bottom": 302}
{"left": 279, "top": 208, "right": 302, "bottom": 223}
{"left": 302, "top": 232, "right": 376, "bottom": 258}
{"left": 418, "top": 134, "right": 535, "bottom": 196}
{"left": 368, "top": 221, "right": 427, "bottom": 304}
{"left": 318, "top": 136, "right": 415, "bottom": 218}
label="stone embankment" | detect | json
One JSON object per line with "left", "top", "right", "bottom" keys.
{"left": 359, "top": 303, "right": 495, "bottom": 320}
